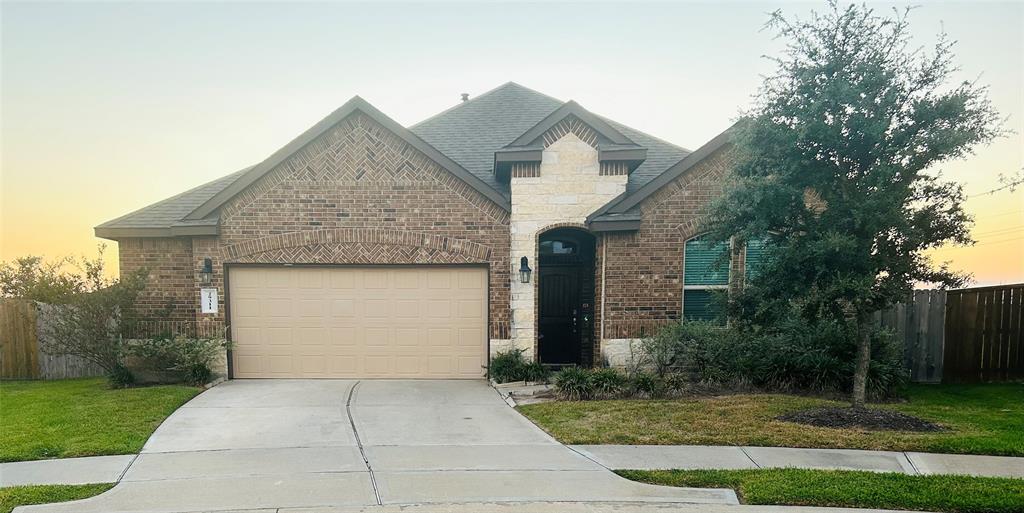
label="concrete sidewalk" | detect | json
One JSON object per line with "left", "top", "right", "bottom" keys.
{"left": 5, "top": 444, "right": 1020, "bottom": 490}
{"left": 571, "top": 445, "right": 1024, "bottom": 478}
{"left": 0, "top": 455, "right": 134, "bottom": 487}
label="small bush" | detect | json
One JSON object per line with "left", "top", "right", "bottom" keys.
{"left": 521, "top": 360, "right": 550, "bottom": 383}
{"left": 664, "top": 373, "right": 689, "bottom": 396}
{"left": 489, "top": 349, "right": 548, "bottom": 384}
{"left": 631, "top": 371, "right": 665, "bottom": 398}
{"left": 107, "top": 363, "right": 135, "bottom": 388}
{"left": 638, "top": 316, "right": 908, "bottom": 399}
{"left": 131, "top": 335, "right": 229, "bottom": 386}
{"left": 39, "top": 268, "right": 149, "bottom": 389}
{"left": 554, "top": 367, "right": 594, "bottom": 400}
{"left": 591, "top": 368, "right": 628, "bottom": 397}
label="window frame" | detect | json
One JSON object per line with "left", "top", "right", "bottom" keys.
{"left": 741, "top": 236, "right": 770, "bottom": 287}
{"left": 681, "top": 234, "right": 734, "bottom": 320}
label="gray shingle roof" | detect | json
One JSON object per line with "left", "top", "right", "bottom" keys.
{"left": 409, "top": 83, "right": 564, "bottom": 195}
{"left": 96, "top": 82, "right": 693, "bottom": 237}
{"left": 607, "top": 119, "right": 692, "bottom": 194}
{"left": 95, "top": 167, "right": 251, "bottom": 235}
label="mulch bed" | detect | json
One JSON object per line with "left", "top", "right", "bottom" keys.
{"left": 776, "top": 406, "right": 945, "bottom": 432}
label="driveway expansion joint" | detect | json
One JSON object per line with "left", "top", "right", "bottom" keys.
{"left": 346, "top": 380, "right": 382, "bottom": 506}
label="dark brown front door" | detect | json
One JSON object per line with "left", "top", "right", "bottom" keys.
{"left": 538, "top": 266, "right": 582, "bottom": 364}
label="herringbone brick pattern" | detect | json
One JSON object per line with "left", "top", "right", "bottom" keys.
{"left": 232, "top": 243, "right": 477, "bottom": 265}
{"left": 222, "top": 227, "right": 491, "bottom": 262}
{"left": 219, "top": 113, "right": 507, "bottom": 224}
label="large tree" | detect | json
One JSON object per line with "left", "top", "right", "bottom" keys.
{"left": 703, "top": 2, "right": 1001, "bottom": 407}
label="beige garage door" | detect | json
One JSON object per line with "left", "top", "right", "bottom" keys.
{"left": 229, "top": 266, "right": 487, "bottom": 379}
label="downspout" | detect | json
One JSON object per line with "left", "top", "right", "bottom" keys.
{"left": 600, "top": 237, "right": 607, "bottom": 345}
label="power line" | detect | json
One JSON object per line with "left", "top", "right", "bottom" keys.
{"left": 967, "top": 175, "right": 1024, "bottom": 198}
{"left": 936, "top": 236, "right": 1024, "bottom": 250}
{"left": 974, "top": 209, "right": 1024, "bottom": 221}
{"left": 973, "top": 226, "right": 1024, "bottom": 237}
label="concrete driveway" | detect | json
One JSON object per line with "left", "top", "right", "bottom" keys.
{"left": 19, "top": 379, "right": 735, "bottom": 513}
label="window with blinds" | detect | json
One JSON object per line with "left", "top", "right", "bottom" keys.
{"left": 682, "top": 236, "right": 730, "bottom": 321}
{"left": 744, "top": 237, "right": 769, "bottom": 282}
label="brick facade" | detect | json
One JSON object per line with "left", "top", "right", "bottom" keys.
{"left": 115, "top": 109, "right": 737, "bottom": 369}
{"left": 118, "top": 112, "right": 511, "bottom": 339}
{"left": 598, "top": 146, "right": 736, "bottom": 352}
{"left": 118, "top": 238, "right": 195, "bottom": 320}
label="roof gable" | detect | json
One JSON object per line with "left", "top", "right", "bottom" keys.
{"left": 185, "top": 96, "right": 510, "bottom": 221}
{"left": 506, "top": 101, "right": 635, "bottom": 148}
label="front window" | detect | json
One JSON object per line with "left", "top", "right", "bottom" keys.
{"left": 682, "top": 235, "right": 730, "bottom": 321}
{"left": 744, "top": 237, "right": 769, "bottom": 282}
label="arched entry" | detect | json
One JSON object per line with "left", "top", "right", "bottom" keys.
{"left": 537, "top": 227, "right": 596, "bottom": 365}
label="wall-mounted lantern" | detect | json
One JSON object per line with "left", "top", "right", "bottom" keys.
{"left": 199, "top": 258, "right": 213, "bottom": 286}
{"left": 519, "top": 256, "right": 532, "bottom": 284}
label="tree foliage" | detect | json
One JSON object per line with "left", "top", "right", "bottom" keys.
{"left": 0, "top": 246, "right": 110, "bottom": 303}
{"left": 39, "top": 269, "right": 148, "bottom": 387}
{"left": 703, "top": 2, "right": 1001, "bottom": 406}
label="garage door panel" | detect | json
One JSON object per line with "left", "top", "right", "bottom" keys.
{"left": 261, "top": 299, "right": 292, "bottom": 317}
{"left": 458, "top": 355, "right": 484, "bottom": 374}
{"left": 231, "top": 266, "right": 486, "bottom": 379}
{"left": 458, "top": 271, "right": 484, "bottom": 289}
{"left": 364, "top": 299, "right": 389, "bottom": 319}
{"left": 264, "top": 271, "right": 292, "bottom": 288}
{"left": 363, "top": 271, "right": 389, "bottom": 289}
{"left": 426, "top": 300, "right": 451, "bottom": 318}
{"left": 394, "top": 300, "right": 419, "bottom": 318}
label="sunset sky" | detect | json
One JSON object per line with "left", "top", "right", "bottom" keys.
{"left": 2, "top": 1, "right": 1021, "bottom": 286}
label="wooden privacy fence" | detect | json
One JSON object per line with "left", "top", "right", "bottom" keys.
{"left": 943, "top": 284, "right": 1023, "bottom": 383}
{"left": 877, "top": 284, "right": 1024, "bottom": 383}
{"left": 875, "top": 289, "right": 946, "bottom": 383}
{"left": 0, "top": 299, "right": 104, "bottom": 380}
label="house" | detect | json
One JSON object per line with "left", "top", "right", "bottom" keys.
{"left": 96, "top": 82, "right": 756, "bottom": 379}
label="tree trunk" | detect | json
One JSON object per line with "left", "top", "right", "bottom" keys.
{"left": 851, "top": 315, "right": 872, "bottom": 409}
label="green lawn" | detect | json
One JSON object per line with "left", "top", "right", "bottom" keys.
{"left": 617, "top": 469, "right": 1024, "bottom": 513}
{"left": 0, "top": 484, "right": 113, "bottom": 513}
{"left": 0, "top": 378, "right": 199, "bottom": 462}
{"left": 518, "top": 383, "right": 1024, "bottom": 455}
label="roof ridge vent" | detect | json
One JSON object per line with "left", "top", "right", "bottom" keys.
{"left": 460, "top": 93, "right": 470, "bottom": 102}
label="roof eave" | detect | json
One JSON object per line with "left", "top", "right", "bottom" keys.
{"left": 94, "top": 224, "right": 219, "bottom": 240}
{"left": 494, "top": 148, "right": 543, "bottom": 163}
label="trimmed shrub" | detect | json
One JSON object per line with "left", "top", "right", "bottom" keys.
{"left": 131, "top": 335, "right": 229, "bottom": 386}
{"left": 631, "top": 371, "right": 665, "bottom": 398}
{"left": 554, "top": 367, "right": 594, "bottom": 400}
{"left": 591, "top": 368, "right": 628, "bottom": 397}
{"left": 521, "top": 360, "right": 550, "bottom": 383}
{"left": 488, "top": 349, "right": 548, "bottom": 384}
{"left": 640, "top": 316, "right": 908, "bottom": 399}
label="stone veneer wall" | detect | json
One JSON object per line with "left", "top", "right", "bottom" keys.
{"left": 598, "top": 146, "right": 738, "bottom": 364}
{"left": 509, "top": 133, "right": 628, "bottom": 359}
